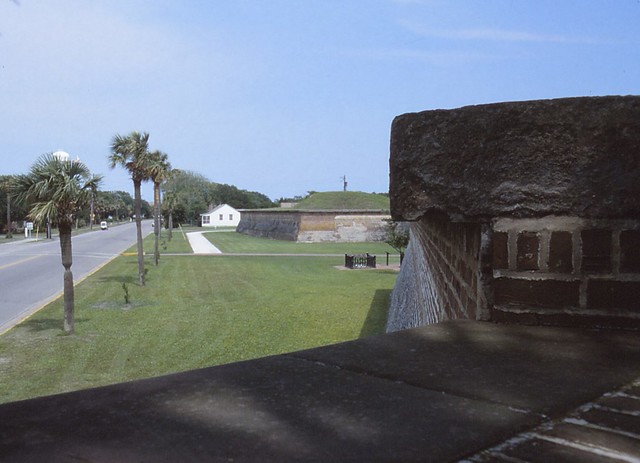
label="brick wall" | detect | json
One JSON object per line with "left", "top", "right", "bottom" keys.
{"left": 387, "top": 213, "right": 490, "bottom": 332}
{"left": 492, "top": 216, "right": 640, "bottom": 327}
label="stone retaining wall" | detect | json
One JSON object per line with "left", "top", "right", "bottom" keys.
{"left": 237, "top": 210, "right": 390, "bottom": 242}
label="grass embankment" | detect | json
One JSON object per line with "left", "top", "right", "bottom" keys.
{"left": 293, "top": 191, "right": 390, "bottom": 210}
{"left": 0, "top": 231, "right": 398, "bottom": 404}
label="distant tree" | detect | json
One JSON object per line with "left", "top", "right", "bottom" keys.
{"left": 147, "top": 150, "right": 171, "bottom": 266}
{"left": 161, "top": 170, "right": 212, "bottom": 226}
{"left": 210, "top": 182, "right": 276, "bottom": 209}
{"left": 109, "top": 131, "right": 151, "bottom": 286}
{"left": 0, "top": 175, "right": 28, "bottom": 236}
{"left": 1, "top": 176, "right": 14, "bottom": 238}
{"left": 11, "top": 154, "right": 102, "bottom": 334}
{"left": 384, "top": 219, "right": 409, "bottom": 263}
{"left": 94, "top": 190, "right": 135, "bottom": 222}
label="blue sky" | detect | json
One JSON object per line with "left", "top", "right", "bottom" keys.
{"left": 1, "top": 1, "right": 639, "bottom": 201}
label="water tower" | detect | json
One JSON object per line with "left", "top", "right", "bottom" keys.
{"left": 52, "top": 150, "right": 70, "bottom": 162}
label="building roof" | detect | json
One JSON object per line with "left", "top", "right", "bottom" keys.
{"left": 201, "top": 204, "right": 239, "bottom": 216}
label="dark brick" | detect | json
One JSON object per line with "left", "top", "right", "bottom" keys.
{"left": 548, "top": 231, "right": 573, "bottom": 273}
{"left": 579, "top": 408, "right": 640, "bottom": 436}
{"left": 500, "top": 436, "right": 616, "bottom": 463}
{"left": 620, "top": 230, "right": 640, "bottom": 273}
{"left": 587, "top": 280, "right": 640, "bottom": 310}
{"left": 494, "top": 278, "right": 580, "bottom": 309}
{"left": 581, "top": 229, "right": 612, "bottom": 273}
{"left": 493, "top": 231, "right": 509, "bottom": 269}
{"left": 516, "top": 232, "right": 539, "bottom": 271}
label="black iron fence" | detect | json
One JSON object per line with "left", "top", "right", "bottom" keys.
{"left": 345, "top": 253, "right": 376, "bottom": 269}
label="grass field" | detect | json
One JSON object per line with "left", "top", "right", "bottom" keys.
{"left": 203, "top": 230, "right": 400, "bottom": 258}
{"left": 0, "top": 232, "right": 398, "bottom": 404}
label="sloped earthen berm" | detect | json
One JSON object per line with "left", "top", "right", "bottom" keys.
{"left": 1, "top": 96, "right": 640, "bottom": 462}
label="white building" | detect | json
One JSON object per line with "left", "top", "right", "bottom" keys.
{"left": 200, "top": 204, "right": 241, "bottom": 228}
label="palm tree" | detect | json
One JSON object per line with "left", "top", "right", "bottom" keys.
{"left": 163, "top": 190, "right": 177, "bottom": 241}
{"left": 12, "top": 154, "right": 102, "bottom": 334}
{"left": 109, "top": 131, "right": 151, "bottom": 286}
{"left": 147, "top": 150, "right": 171, "bottom": 266}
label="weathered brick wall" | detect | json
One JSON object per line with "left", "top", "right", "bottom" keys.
{"left": 387, "top": 96, "right": 640, "bottom": 330}
{"left": 387, "top": 213, "right": 490, "bottom": 332}
{"left": 492, "top": 217, "right": 640, "bottom": 327}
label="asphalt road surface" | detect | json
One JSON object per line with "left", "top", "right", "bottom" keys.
{"left": 0, "top": 220, "right": 152, "bottom": 333}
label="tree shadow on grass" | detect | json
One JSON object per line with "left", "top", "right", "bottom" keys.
{"left": 95, "top": 274, "right": 138, "bottom": 285}
{"left": 19, "top": 318, "right": 91, "bottom": 333}
{"left": 359, "top": 289, "right": 391, "bottom": 338}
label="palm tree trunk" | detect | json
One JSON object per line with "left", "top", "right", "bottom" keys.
{"left": 168, "top": 211, "right": 173, "bottom": 241}
{"left": 153, "top": 181, "right": 160, "bottom": 266}
{"left": 58, "top": 222, "right": 75, "bottom": 334}
{"left": 134, "top": 180, "right": 145, "bottom": 286}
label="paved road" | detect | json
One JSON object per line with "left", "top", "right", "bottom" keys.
{"left": 0, "top": 221, "right": 152, "bottom": 333}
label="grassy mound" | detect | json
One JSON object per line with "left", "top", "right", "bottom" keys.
{"left": 293, "top": 191, "right": 390, "bottom": 210}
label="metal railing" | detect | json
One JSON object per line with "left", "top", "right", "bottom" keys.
{"left": 345, "top": 253, "right": 376, "bottom": 269}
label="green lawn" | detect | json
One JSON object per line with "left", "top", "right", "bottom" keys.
{"left": 203, "top": 231, "right": 399, "bottom": 257}
{"left": 0, "top": 236, "right": 398, "bottom": 404}
{"left": 142, "top": 225, "right": 196, "bottom": 254}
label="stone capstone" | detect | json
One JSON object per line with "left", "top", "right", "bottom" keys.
{"left": 390, "top": 95, "right": 640, "bottom": 221}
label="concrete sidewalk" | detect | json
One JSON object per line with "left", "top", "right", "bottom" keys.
{"left": 186, "top": 231, "right": 222, "bottom": 254}
{"left": 1, "top": 320, "right": 639, "bottom": 462}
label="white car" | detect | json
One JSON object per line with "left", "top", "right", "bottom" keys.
{"left": 100, "top": 221, "right": 108, "bottom": 230}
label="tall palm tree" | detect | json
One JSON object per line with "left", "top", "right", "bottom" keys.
{"left": 147, "top": 150, "right": 171, "bottom": 266}
{"left": 109, "top": 131, "right": 151, "bottom": 286}
{"left": 12, "top": 154, "right": 102, "bottom": 334}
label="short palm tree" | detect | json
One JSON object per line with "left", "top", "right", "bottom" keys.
{"left": 162, "top": 190, "right": 177, "bottom": 242}
{"left": 12, "top": 154, "right": 102, "bottom": 334}
{"left": 147, "top": 150, "right": 171, "bottom": 266}
{"left": 109, "top": 131, "right": 151, "bottom": 286}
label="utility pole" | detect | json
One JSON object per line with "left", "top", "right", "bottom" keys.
{"left": 5, "top": 187, "right": 12, "bottom": 239}
{"left": 342, "top": 175, "right": 348, "bottom": 192}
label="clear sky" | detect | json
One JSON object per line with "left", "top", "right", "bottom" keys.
{"left": 1, "top": 1, "right": 639, "bottom": 201}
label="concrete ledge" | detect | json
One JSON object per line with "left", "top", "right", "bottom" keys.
{"left": 390, "top": 96, "right": 640, "bottom": 221}
{"left": 2, "top": 321, "right": 640, "bottom": 462}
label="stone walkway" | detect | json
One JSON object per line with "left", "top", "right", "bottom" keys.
{"left": 185, "top": 231, "right": 222, "bottom": 254}
{"left": 1, "top": 320, "right": 639, "bottom": 462}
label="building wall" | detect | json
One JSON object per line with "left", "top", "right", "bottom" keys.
{"left": 387, "top": 214, "right": 640, "bottom": 332}
{"left": 201, "top": 205, "right": 241, "bottom": 228}
{"left": 491, "top": 216, "right": 640, "bottom": 327}
{"left": 387, "top": 214, "right": 490, "bottom": 332}
{"left": 237, "top": 210, "right": 390, "bottom": 242}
